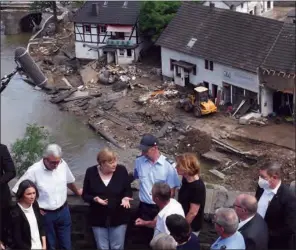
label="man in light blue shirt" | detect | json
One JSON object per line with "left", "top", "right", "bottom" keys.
{"left": 133, "top": 133, "right": 180, "bottom": 244}
{"left": 211, "top": 208, "right": 246, "bottom": 250}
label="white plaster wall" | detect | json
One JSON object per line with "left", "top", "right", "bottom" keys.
{"left": 161, "top": 47, "right": 259, "bottom": 94}
{"left": 261, "top": 86, "right": 274, "bottom": 116}
{"left": 75, "top": 41, "right": 101, "bottom": 60}
{"left": 202, "top": 1, "right": 230, "bottom": 9}
{"left": 117, "top": 48, "right": 135, "bottom": 64}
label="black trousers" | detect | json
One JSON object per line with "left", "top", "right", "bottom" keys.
{"left": 134, "top": 202, "right": 159, "bottom": 246}
{"left": 0, "top": 204, "right": 10, "bottom": 246}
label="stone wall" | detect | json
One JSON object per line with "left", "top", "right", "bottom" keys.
{"left": 68, "top": 188, "right": 255, "bottom": 250}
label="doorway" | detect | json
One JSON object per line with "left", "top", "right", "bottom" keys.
{"left": 184, "top": 69, "right": 190, "bottom": 86}
{"left": 212, "top": 84, "right": 218, "bottom": 99}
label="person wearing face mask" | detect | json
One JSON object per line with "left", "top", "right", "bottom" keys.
{"left": 133, "top": 134, "right": 180, "bottom": 245}
{"left": 12, "top": 144, "right": 82, "bottom": 250}
{"left": 255, "top": 162, "right": 296, "bottom": 250}
{"left": 82, "top": 148, "right": 133, "bottom": 250}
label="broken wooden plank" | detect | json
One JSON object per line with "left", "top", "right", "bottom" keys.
{"left": 156, "top": 122, "right": 171, "bottom": 138}
{"left": 88, "top": 120, "right": 123, "bottom": 149}
{"left": 209, "top": 169, "right": 225, "bottom": 180}
{"left": 50, "top": 89, "right": 76, "bottom": 104}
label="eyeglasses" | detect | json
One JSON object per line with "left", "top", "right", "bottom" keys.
{"left": 232, "top": 204, "right": 243, "bottom": 209}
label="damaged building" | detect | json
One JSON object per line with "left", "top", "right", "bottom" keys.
{"left": 259, "top": 22, "right": 296, "bottom": 117}
{"left": 72, "top": 1, "right": 147, "bottom": 65}
{"left": 156, "top": 3, "right": 295, "bottom": 117}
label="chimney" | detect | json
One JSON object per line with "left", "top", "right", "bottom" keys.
{"left": 91, "top": 3, "right": 99, "bottom": 16}
{"left": 209, "top": 2, "right": 215, "bottom": 9}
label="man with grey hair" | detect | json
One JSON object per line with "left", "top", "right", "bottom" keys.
{"left": 12, "top": 144, "right": 82, "bottom": 250}
{"left": 256, "top": 162, "right": 296, "bottom": 249}
{"left": 211, "top": 208, "right": 245, "bottom": 250}
{"left": 135, "top": 182, "right": 184, "bottom": 238}
{"left": 234, "top": 194, "right": 268, "bottom": 250}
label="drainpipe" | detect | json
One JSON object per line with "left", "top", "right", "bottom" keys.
{"left": 256, "top": 67, "right": 261, "bottom": 112}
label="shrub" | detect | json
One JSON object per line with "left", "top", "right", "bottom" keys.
{"left": 11, "top": 123, "right": 51, "bottom": 177}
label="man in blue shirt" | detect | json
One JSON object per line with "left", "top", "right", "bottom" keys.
{"left": 211, "top": 208, "right": 246, "bottom": 250}
{"left": 133, "top": 134, "right": 180, "bottom": 244}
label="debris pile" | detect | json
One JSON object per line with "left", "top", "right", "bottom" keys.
{"left": 176, "top": 129, "right": 212, "bottom": 155}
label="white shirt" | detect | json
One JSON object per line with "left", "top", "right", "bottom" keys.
{"left": 154, "top": 198, "right": 185, "bottom": 237}
{"left": 12, "top": 159, "right": 75, "bottom": 210}
{"left": 18, "top": 203, "right": 42, "bottom": 249}
{"left": 238, "top": 214, "right": 255, "bottom": 230}
{"left": 257, "top": 181, "right": 281, "bottom": 218}
{"left": 102, "top": 178, "right": 111, "bottom": 186}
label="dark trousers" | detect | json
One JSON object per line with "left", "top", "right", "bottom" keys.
{"left": 135, "top": 202, "right": 159, "bottom": 246}
{"left": 0, "top": 205, "right": 10, "bottom": 246}
{"left": 42, "top": 205, "right": 72, "bottom": 250}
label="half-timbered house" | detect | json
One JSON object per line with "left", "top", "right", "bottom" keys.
{"left": 72, "top": 1, "right": 144, "bottom": 65}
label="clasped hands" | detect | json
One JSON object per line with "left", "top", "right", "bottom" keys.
{"left": 93, "top": 196, "right": 133, "bottom": 208}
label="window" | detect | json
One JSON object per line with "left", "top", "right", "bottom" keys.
{"left": 193, "top": 65, "right": 197, "bottom": 75}
{"left": 83, "top": 25, "right": 91, "bottom": 33}
{"left": 187, "top": 38, "right": 197, "bottom": 48}
{"left": 127, "top": 49, "right": 132, "bottom": 57}
{"left": 205, "top": 60, "right": 209, "bottom": 70}
{"left": 123, "top": 1, "right": 128, "bottom": 8}
{"left": 176, "top": 66, "right": 181, "bottom": 77}
{"left": 249, "top": 10, "right": 254, "bottom": 15}
{"left": 103, "top": 1, "right": 108, "bottom": 7}
{"left": 205, "top": 60, "right": 214, "bottom": 71}
{"left": 267, "top": 1, "right": 271, "bottom": 9}
{"left": 170, "top": 59, "right": 176, "bottom": 71}
{"left": 241, "top": 3, "right": 244, "bottom": 8}
{"left": 119, "top": 49, "right": 125, "bottom": 56}
{"left": 115, "top": 32, "right": 124, "bottom": 40}
{"left": 101, "top": 26, "right": 106, "bottom": 33}
{"left": 210, "top": 61, "right": 213, "bottom": 71}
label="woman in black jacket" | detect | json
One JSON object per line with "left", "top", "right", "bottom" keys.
{"left": 9, "top": 180, "right": 46, "bottom": 250}
{"left": 82, "top": 148, "right": 133, "bottom": 250}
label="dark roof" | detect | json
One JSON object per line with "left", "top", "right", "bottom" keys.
{"left": 72, "top": 1, "right": 141, "bottom": 25}
{"left": 156, "top": 3, "right": 285, "bottom": 73}
{"left": 223, "top": 1, "right": 245, "bottom": 7}
{"left": 261, "top": 23, "right": 296, "bottom": 74}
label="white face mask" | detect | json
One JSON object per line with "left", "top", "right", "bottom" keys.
{"left": 258, "top": 176, "right": 270, "bottom": 190}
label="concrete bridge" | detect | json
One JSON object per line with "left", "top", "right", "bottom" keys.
{"left": 0, "top": 1, "right": 42, "bottom": 34}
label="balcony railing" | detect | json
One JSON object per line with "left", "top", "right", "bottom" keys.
{"left": 106, "top": 39, "right": 134, "bottom": 46}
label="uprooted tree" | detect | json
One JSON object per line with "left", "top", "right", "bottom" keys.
{"left": 11, "top": 123, "right": 51, "bottom": 177}
{"left": 139, "top": 1, "right": 182, "bottom": 41}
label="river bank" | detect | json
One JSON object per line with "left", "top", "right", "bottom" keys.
{"left": 23, "top": 19, "right": 295, "bottom": 191}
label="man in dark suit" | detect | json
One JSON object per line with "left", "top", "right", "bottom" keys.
{"left": 234, "top": 194, "right": 268, "bottom": 250}
{"left": 255, "top": 162, "right": 296, "bottom": 250}
{"left": 0, "top": 143, "right": 16, "bottom": 248}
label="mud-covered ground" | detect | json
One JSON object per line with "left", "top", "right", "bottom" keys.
{"left": 28, "top": 21, "right": 295, "bottom": 192}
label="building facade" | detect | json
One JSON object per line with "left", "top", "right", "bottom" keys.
{"left": 203, "top": 1, "right": 274, "bottom": 16}
{"left": 156, "top": 3, "right": 295, "bottom": 116}
{"left": 73, "top": 1, "right": 145, "bottom": 65}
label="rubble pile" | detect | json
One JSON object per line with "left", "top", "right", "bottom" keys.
{"left": 176, "top": 129, "right": 212, "bottom": 156}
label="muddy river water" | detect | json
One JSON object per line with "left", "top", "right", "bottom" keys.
{"left": 1, "top": 33, "right": 108, "bottom": 179}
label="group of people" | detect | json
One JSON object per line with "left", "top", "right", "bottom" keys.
{"left": 0, "top": 133, "right": 295, "bottom": 250}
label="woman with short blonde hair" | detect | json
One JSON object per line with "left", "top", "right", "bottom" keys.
{"left": 82, "top": 148, "right": 133, "bottom": 250}
{"left": 175, "top": 153, "right": 206, "bottom": 237}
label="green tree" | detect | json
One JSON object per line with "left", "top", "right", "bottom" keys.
{"left": 11, "top": 124, "right": 51, "bottom": 177}
{"left": 139, "top": 1, "right": 182, "bottom": 41}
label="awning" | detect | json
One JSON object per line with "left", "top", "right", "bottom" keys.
{"left": 106, "top": 25, "right": 132, "bottom": 33}
{"left": 172, "top": 60, "right": 195, "bottom": 70}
